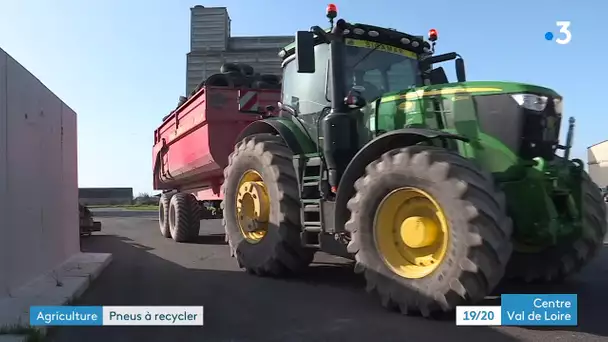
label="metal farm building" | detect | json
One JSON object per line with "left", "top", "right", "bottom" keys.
{"left": 186, "top": 5, "right": 293, "bottom": 94}
{"left": 78, "top": 187, "right": 134, "bottom": 206}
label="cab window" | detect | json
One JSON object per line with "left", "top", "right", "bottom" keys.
{"left": 281, "top": 44, "right": 330, "bottom": 115}
{"left": 344, "top": 44, "right": 421, "bottom": 102}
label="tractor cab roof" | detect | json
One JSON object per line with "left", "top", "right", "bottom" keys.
{"left": 279, "top": 23, "right": 431, "bottom": 60}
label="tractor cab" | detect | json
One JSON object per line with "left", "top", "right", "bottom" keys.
{"left": 278, "top": 3, "right": 467, "bottom": 189}
{"left": 278, "top": 28, "right": 426, "bottom": 141}
{"left": 278, "top": 7, "right": 466, "bottom": 109}
{"left": 279, "top": 18, "right": 430, "bottom": 111}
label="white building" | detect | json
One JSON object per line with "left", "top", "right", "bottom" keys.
{"left": 588, "top": 140, "right": 608, "bottom": 188}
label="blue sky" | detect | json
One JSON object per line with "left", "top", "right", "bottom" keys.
{"left": 0, "top": 0, "right": 602, "bottom": 195}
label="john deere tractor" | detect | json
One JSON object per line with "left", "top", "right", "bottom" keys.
{"left": 221, "top": 5, "right": 607, "bottom": 317}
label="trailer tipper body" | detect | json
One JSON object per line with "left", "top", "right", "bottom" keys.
{"left": 152, "top": 4, "right": 606, "bottom": 318}
{"left": 153, "top": 66, "right": 281, "bottom": 201}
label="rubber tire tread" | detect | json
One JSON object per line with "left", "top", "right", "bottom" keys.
{"left": 159, "top": 193, "right": 172, "bottom": 238}
{"left": 169, "top": 192, "right": 201, "bottom": 243}
{"left": 506, "top": 168, "right": 607, "bottom": 282}
{"left": 221, "top": 133, "right": 314, "bottom": 276}
{"left": 345, "top": 145, "right": 513, "bottom": 317}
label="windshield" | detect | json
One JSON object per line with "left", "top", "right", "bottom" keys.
{"left": 343, "top": 43, "right": 422, "bottom": 102}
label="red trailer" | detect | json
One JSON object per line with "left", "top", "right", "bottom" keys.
{"left": 152, "top": 63, "right": 281, "bottom": 242}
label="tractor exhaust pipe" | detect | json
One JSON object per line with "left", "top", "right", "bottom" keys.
{"left": 564, "top": 117, "right": 575, "bottom": 160}
{"left": 328, "top": 20, "right": 348, "bottom": 112}
{"left": 321, "top": 19, "right": 359, "bottom": 194}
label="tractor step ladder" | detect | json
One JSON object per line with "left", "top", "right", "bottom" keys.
{"left": 294, "top": 154, "right": 325, "bottom": 248}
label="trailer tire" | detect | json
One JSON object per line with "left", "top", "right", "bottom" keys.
{"left": 220, "top": 62, "right": 240, "bottom": 74}
{"left": 345, "top": 146, "right": 513, "bottom": 317}
{"left": 221, "top": 133, "right": 314, "bottom": 276}
{"left": 235, "top": 63, "right": 254, "bottom": 76}
{"left": 168, "top": 192, "right": 201, "bottom": 243}
{"left": 159, "top": 193, "right": 172, "bottom": 238}
{"left": 506, "top": 168, "right": 607, "bottom": 282}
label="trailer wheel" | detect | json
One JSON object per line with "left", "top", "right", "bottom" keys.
{"left": 345, "top": 146, "right": 513, "bottom": 317}
{"left": 221, "top": 133, "right": 314, "bottom": 276}
{"left": 168, "top": 192, "right": 201, "bottom": 243}
{"left": 159, "top": 193, "right": 172, "bottom": 238}
{"left": 506, "top": 168, "right": 607, "bottom": 282}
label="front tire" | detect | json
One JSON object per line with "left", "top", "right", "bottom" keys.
{"left": 168, "top": 193, "right": 201, "bottom": 242}
{"left": 221, "top": 133, "right": 314, "bottom": 276}
{"left": 346, "top": 146, "right": 513, "bottom": 317}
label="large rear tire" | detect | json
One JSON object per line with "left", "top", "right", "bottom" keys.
{"left": 506, "top": 168, "right": 607, "bottom": 282}
{"left": 159, "top": 193, "right": 172, "bottom": 238}
{"left": 221, "top": 133, "right": 314, "bottom": 276}
{"left": 346, "top": 146, "right": 513, "bottom": 317}
{"left": 168, "top": 192, "right": 201, "bottom": 243}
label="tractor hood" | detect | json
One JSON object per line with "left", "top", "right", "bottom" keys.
{"left": 379, "top": 81, "right": 562, "bottom": 103}
{"left": 372, "top": 80, "right": 564, "bottom": 168}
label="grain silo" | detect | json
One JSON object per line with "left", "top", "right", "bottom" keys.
{"left": 186, "top": 5, "right": 293, "bottom": 94}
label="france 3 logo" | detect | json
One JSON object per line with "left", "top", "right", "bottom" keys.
{"left": 545, "top": 21, "right": 571, "bottom": 45}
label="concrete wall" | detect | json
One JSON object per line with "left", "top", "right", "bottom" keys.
{"left": 0, "top": 47, "right": 80, "bottom": 297}
{"left": 588, "top": 140, "right": 608, "bottom": 188}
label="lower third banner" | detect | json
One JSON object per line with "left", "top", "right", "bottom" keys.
{"left": 30, "top": 306, "right": 204, "bottom": 326}
{"left": 456, "top": 294, "right": 577, "bottom": 326}
{"left": 501, "top": 294, "right": 577, "bottom": 326}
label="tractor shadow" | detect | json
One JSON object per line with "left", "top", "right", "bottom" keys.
{"left": 485, "top": 244, "right": 608, "bottom": 337}
{"left": 191, "top": 231, "right": 608, "bottom": 338}
{"left": 47, "top": 233, "right": 521, "bottom": 342}
{"left": 193, "top": 233, "right": 228, "bottom": 245}
{"left": 89, "top": 209, "right": 157, "bottom": 218}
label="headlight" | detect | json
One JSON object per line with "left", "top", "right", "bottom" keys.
{"left": 553, "top": 98, "right": 563, "bottom": 115}
{"left": 511, "top": 94, "right": 548, "bottom": 112}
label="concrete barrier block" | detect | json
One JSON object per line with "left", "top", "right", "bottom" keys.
{"left": 0, "top": 253, "right": 112, "bottom": 341}
{"left": 0, "top": 335, "right": 27, "bottom": 342}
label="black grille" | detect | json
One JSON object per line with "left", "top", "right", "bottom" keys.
{"left": 519, "top": 97, "right": 561, "bottom": 161}
{"left": 473, "top": 94, "right": 561, "bottom": 161}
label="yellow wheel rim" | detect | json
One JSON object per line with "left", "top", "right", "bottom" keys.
{"left": 374, "top": 187, "right": 449, "bottom": 279}
{"left": 236, "top": 170, "right": 270, "bottom": 244}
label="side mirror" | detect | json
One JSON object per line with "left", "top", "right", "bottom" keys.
{"left": 455, "top": 58, "right": 466, "bottom": 82}
{"left": 296, "top": 31, "right": 315, "bottom": 73}
{"left": 423, "top": 52, "right": 458, "bottom": 65}
{"left": 429, "top": 67, "right": 448, "bottom": 84}
{"left": 344, "top": 86, "right": 367, "bottom": 109}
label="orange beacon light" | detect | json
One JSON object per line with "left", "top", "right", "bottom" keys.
{"left": 327, "top": 4, "right": 337, "bottom": 19}
{"left": 428, "top": 28, "right": 438, "bottom": 41}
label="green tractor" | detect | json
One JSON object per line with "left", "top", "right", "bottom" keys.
{"left": 221, "top": 5, "right": 607, "bottom": 317}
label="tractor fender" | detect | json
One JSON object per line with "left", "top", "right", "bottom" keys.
{"left": 334, "top": 128, "right": 469, "bottom": 232}
{"left": 235, "top": 117, "right": 316, "bottom": 155}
